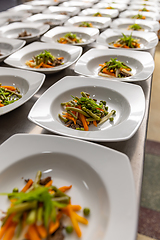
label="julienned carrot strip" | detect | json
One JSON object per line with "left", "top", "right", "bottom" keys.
{"left": 71, "top": 205, "right": 82, "bottom": 211}
{"left": 67, "top": 206, "right": 82, "bottom": 238}
{"left": 0, "top": 214, "right": 14, "bottom": 239}
{"left": 35, "top": 62, "right": 43, "bottom": 69}
{"left": 2, "top": 222, "right": 17, "bottom": 240}
{"left": 25, "top": 233, "right": 31, "bottom": 240}
{"left": 0, "top": 86, "right": 16, "bottom": 91}
{"left": 79, "top": 113, "right": 88, "bottom": 131}
{"left": 49, "top": 220, "right": 60, "bottom": 234}
{"left": 58, "top": 57, "right": 64, "bottom": 60}
{"left": 93, "top": 121, "right": 97, "bottom": 127}
{"left": 58, "top": 185, "right": 72, "bottom": 192}
{"left": 36, "top": 224, "right": 47, "bottom": 239}
{"left": 63, "top": 114, "right": 76, "bottom": 125}
{"left": 42, "top": 63, "right": 54, "bottom": 68}
{"left": 0, "top": 104, "right": 4, "bottom": 107}
{"left": 28, "top": 225, "right": 41, "bottom": 240}
{"left": 45, "top": 180, "right": 53, "bottom": 187}
{"left": 74, "top": 212, "right": 88, "bottom": 225}
{"left": 21, "top": 179, "right": 33, "bottom": 193}
{"left": 102, "top": 68, "right": 116, "bottom": 77}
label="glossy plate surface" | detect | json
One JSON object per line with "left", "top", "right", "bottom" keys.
{"left": 0, "top": 67, "right": 45, "bottom": 115}
{"left": 0, "top": 37, "right": 26, "bottom": 62}
{"left": 41, "top": 26, "right": 99, "bottom": 46}
{"left": 28, "top": 76, "right": 145, "bottom": 142}
{"left": 74, "top": 48, "right": 154, "bottom": 82}
{"left": 4, "top": 41, "right": 82, "bottom": 74}
{"left": 0, "top": 133, "right": 137, "bottom": 240}
{"left": 97, "top": 29, "right": 158, "bottom": 51}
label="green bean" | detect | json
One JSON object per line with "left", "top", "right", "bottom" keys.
{"left": 82, "top": 107, "right": 101, "bottom": 121}
{"left": 67, "top": 110, "right": 77, "bottom": 119}
{"left": 65, "top": 107, "right": 90, "bottom": 117}
{"left": 37, "top": 206, "right": 43, "bottom": 225}
{"left": 86, "top": 118, "right": 95, "bottom": 122}
{"left": 7, "top": 201, "right": 37, "bottom": 214}
{"left": 81, "top": 92, "right": 90, "bottom": 98}
{"left": 26, "top": 209, "right": 37, "bottom": 224}
{"left": 58, "top": 114, "right": 68, "bottom": 123}
{"left": 76, "top": 128, "right": 85, "bottom": 131}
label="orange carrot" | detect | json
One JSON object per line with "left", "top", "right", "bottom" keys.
{"left": 2, "top": 222, "right": 17, "bottom": 240}
{"left": 102, "top": 68, "right": 116, "bottom": 77}
{"left": 45, "top": 180, "right": 53, "bottom": 187}
{"left": 93, "top": 121, "right": 97, "bottom": 127}
{"left": 0, "top": 214, "right": 14, "bottom": 239}
{"left": 79, "top": 113, "right": 88, "bottom": 131}
{"left": 58, "top": 185, "right": 72, "bottom": 192}
{"left": 63, "top": 114, "right": 76, "bottom": 125}
{"left": 58, "top": 57, "right": 64, "bottom": 60}
{"left": 25, "top": 233, "right": 31, "bottom": 240}
{"left": 28, "top": 225, "right": 41, "bottom": 240}
{"left": 67, "top": 206, "right": 82, "bottom": 237}
{"left": 0, "top": 104, "right": 4, "bottom": 107}
{"left": 71, "top": 205, "right": 82, "bottom": 211}
{"left": 36, "top": 224, "right": 47, "bottom": 239}
{"left": 74, "top": 212, "right": 88, "bottom": 225}
{"left": 42, "top": 63, "right": 54, "bottom": 68}
{"left": 35, "top": 62, "right": 43, "bottom": 69}
{"left": 49, "top": 220, "right": 60, "bottom": 234}
{"left": 21, "top": 179, "right": 33, "bottom": 193}
{"left": 0, "top": 86, "right": 16, "bottom": 91}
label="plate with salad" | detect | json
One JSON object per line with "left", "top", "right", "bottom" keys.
{"left": 97, "top": 29, "right": 158, "bottom": 51}
{"left": 78, "top": 8, "right": 119, "bottom": 19}
{"left": 4, "top": 41, "right": 82, "bottom": 74}
{"left": 64, "top": 16, "right": 111, "bottom": 31}
{"left": 0, "top": 133, "right": 137, "bottom": 240}
{"left": 74, "top": 48, "right": 154, "bottom": 82}
{"left": 119, "top": 10, "right": 160, "bottom": 21}
{"left": 110, "top": 18, "right": 160, "bottom": 32}
{"left": 93, "top": 2, "right": 127, "bottom": 12}
{"left": 28, "top": 75, "right": 145, "bottom": 142}
{"left": 41, "top": 26, "right": 99, "bottom": 46}
{"left": 0, "top": 67, "right": 45, "bottom": 115}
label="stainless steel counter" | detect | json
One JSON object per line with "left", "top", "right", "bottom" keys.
{"left": 0, "top": 41, "right": 155, "bottom": 210}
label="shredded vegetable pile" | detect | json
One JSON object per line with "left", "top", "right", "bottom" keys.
{"left": 0, "top": 171, "right": 89, "bottom": 240}
{"left": 78, "top": 22, "right": 93, "bottom": 27}
{"left": 132, "top": 14, "right": 146, "bottom": 19}
{"left": 18, "top": 30, "right": 32, "bottom": 38}
{"left": 25, "top": 51, "right": 64, "bottom": 69}
{"left": 110, "top": 33, "right": 141, "bottom": 49}
{"left": 57, "top": 32, "right": 83, "bottom": 44}
{"left": 139, "top": 7, "right": 149, "bottom": 11}
{"left": 98, "top": 58, "right": 132, "bottom": 78}
{"left": 106, "top": 6, "right": 114, "bottom": 9}
{"left": 127, "top": 24, "right": 143, "bottom": 31}
{"left": 93, "top": 12, "right": 102, "bottom": 17}
{"left": 59, "top": 91, "right": 116, "bottom": 131}
{"left": 0, "top": 84, "right": 22, "bottom": 107}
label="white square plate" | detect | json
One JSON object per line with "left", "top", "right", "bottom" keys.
{"left": 4, "top": 41, "right": 82, "bottom": 74}
{"left": 0, "top": 22, "right": 50, "bottom": 43}
{"left": 119, "top": 10, "right": 160, "bottom": 21}
{"left": 60, "top": 1, "right": 92, "bottom": 9}
{"left": 24, "top": 0, "right": 59, "bottom": 7}
{"left": 128, "top": 5, "right": 159, "bottom": 13}
{"left": 0, "top": 67, "right": 45, "bottom": 115}
{"left": 0, "top": 133, "right": 137, "bottom": 240}
{"left": 8, "top": 4, "right": 46, "bottom": 14}
{"left": 93, "top": 3, "right": 127, "bottom": 12}
{"left": 28, "top": 76, "right": 145, "bottom": 142}
{"left": 64, "top": 16, "right": 111, "bottom": 31}
{"left": 0, "top": 37, "right": 26, "bottom": 62}
{"left": 23, "top": 13, "right": 69, "bottom": 28}
{"left": 96, "top": 29, "right": 158, "bottom": 51}
{"left": 110, "top": 18, "right": 160, "bottom": 32}
{"left": 43, "top": 6, "right": 80, "bottom": 16}
{"left": 79, "top": 8, "right": 119, "bottom": 19}
{"left": 74, "top": 49, "right": 154, "bottom": 82}
{"left": 41, "top": 26, "right": 99, "bottom": 46}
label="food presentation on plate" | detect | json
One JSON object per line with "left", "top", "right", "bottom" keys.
{"left": 0, "top": 84, "right": 22, "bottom": 107}
{"left": 98, "top": 58, "right": 132, "bottom": 78}
{"left": 109, "top": 33, "right": 140, "bottom": 49}
{"left": 57, "top": 32, "right": 83, "bottom": 44}
{"left": 127, "top": 23, "right": 144, "bottom": 31}
{"left": 78, "top": 22, "right": 93, "bottom": 27}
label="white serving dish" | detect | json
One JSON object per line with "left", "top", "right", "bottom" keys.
{"left": 79, "top": 8, "right": 119, "bottom": 19}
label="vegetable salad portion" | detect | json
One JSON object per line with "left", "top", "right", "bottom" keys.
{"left": 25, "top": 51, "right": 64, "bottom": 69}
{"left": 127, "top": 24, "right": 144, "bottom": 31}
{"left": 132, "top": 14, "right": 146, "bottom": 19}
{"left": 110, "top": 33, "right": 141, "bottom": 49}
{"left": 57, "top": 32, "right": 83, "bottom": 44}
{"left": 0, "top": 171, "right": 89, "bottom": 240}
{"left": 78, "top": 22, "right": 93, "bottom": 27}
{"left": 59, "top": 91, "right": 116, "bottom": 131}
{"left": 0, "top": 84, "right": 22, "bottom": 107}
{"left": 99, "top": 58, "right": 132, "bottom": 78}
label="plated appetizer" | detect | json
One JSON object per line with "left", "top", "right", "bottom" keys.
{"left": 98, "top": 58, "right": 132, "bottom": 78}
{"left": 57, "top": 32, "right": 83, "bottom": 44}
{"left": 110, "top": 33, "right": 140, "bottom": 49}
{"left": 127, "top": 23, "right": 144, "bottom": 31}
{"left": 132, "top": 14, "right": 146, "bottom": 19}
{"left": 59, "top": 91, "right": 116, "bottom": 131}
{"left": 0, "top": 84, "right": 22, "bottom": 107}
{"left": 25, "top": 51, "right": 64, "bottom": 68}
{"left": 0, "top": 171, "right": 89, "bottom": 240}
{"left": 139, "top": 7, "right": 149, "bottom": 12}
{"left": 79, "top": 22, "right": 93, "bottom": 27}
{"left": 18, "top": 30, "right": 32, "bottom": 38}
{"left": 106, "top": 6, "right": 114, "bottom": 9}
{"left": 93, "top": 12, "right": 102, "bottom": 17}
